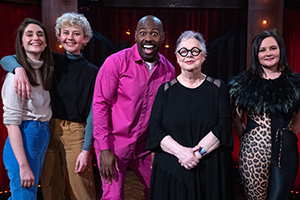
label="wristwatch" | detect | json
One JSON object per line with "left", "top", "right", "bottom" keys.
{"left": 199, "top": 147, "right": 207, "bottom": 156}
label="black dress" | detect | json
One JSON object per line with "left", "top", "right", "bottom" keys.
{"left": 146, "top": 77, "right": 235, "bottom": 200}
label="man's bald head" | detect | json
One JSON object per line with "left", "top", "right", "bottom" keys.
{"left": 136, "top": 15, "right": 164, "bottom": 33}
{"left": 135, "top": 15, "right": 165, "bottom": 62}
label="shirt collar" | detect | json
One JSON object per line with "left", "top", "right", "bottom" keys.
{"left": 132, "top": 43, "right": 161, "bottom": 65}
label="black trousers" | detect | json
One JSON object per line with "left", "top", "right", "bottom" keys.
{"left": 268, "top": 129, "right": 299, "bottom": 200}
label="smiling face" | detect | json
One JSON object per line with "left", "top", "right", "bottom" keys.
{"left": 258, "top": 36, "right": 280, "bottom": 71}
{"left": 58, "top": 25, "right": 88, "bottom": 55}
{"left": 176, "top": 38, "right": 206, "bottom": 73}
{"left": 22, "top": 23, "right": 47, "bottom": 60}
{"left": 135, "top": 16, "right": 165, "bottom": 62}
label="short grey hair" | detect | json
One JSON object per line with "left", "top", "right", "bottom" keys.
{"left": 175, "top": 30, "right": 206, "bottom": 54}
{"left": 55, "top": 12, "right": 93, "bottom": 44}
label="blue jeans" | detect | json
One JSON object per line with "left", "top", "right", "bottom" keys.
{"left": 3, "top": 120, "right": 50, "bottom": 200}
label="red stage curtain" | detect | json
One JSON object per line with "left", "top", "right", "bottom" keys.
{"left": 84, "top": 7, "right": 248, "bottom": 74}
{"left": 0, "top": 2, "right": 41, "bottom": 191}
{"left": 284, "top": 8, "right": 300, "bottom": 74}
{"left": 283, "top": 8, "right": 300, "bottom": 190}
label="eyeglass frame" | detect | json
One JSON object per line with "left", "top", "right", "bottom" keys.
{"left": 177, "top": 47, "right": 202, "bottom": 57}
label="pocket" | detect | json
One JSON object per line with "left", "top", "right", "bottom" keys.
{"left": 69, "top": 122, "right": 85, "bottom": 134}
{"left": 67, "top": 121, "right": 85, "bottom": 142}
{"left": 20, "top": 121, "right": 29, "bottom": 130}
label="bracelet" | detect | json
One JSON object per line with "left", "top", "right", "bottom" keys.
{"left": 199, "top": 147, "right": 207, "bottom": 156}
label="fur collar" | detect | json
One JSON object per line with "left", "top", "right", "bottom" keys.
{"left": 228, "top": 73, "right": 300, "bottom": 115}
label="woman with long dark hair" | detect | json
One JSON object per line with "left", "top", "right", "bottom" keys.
{"left": 228, "top": 29, "right": 300, "bottom": 199}
{"left": 1, "top": 18, "right": 53, "bottom": 199}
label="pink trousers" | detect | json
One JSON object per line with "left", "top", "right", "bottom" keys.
{"left": 95, "top": 150, "right": 152, "bottom": 200}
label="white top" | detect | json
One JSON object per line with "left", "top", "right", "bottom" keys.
{"left": 145, "top": 61, "right": 156, "bottom": 75}
{"left": 2, "top": 58, "right": 52, "bottom": 125}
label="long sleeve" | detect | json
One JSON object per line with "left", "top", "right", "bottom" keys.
{"left": 211, "top": 81, "right": 233, "bottom": 151}
{"left": 2, "top": 59, "right": 52, "bottom": 125}
{"left": 0, "top": 55, "right": 20, "bottom": 73}
{"left": 146, "top": 84, "right": 169, "bottom": 152}
{"left": 93, "top": 44, "right": 175, "bottom": 159}
{"left": 93, "top": 56, "right": 119, "bottom": 151}
{"left": 2, "top": 74, "right": 24, "bottom": 125}
{"left": 83, "top": 103, "right": 93, "bottom": 151}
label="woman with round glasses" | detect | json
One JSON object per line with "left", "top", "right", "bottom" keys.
{"left": 146, "top": 30, "right": 234, "bottom": 200}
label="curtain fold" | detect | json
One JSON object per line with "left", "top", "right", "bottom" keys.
{"left": 84, "top": 7, "right": 248, "bottom": 74}
{"left": 283, "top": 8, "right": 300, "bottom": 190}
{"left": 283, "top": 8, "right": 300, "bottom": 73}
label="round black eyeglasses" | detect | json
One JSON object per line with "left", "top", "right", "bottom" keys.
{"left": 177, "top": 47, "right": 202, "bottom": 57}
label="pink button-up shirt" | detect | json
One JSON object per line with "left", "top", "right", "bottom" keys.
{"left": 93, "top": 44, "right": 175, "bottom": 159}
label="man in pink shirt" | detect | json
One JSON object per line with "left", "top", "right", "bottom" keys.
{"left": 93, "top": 15, "right": 175, "bottom": 200}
